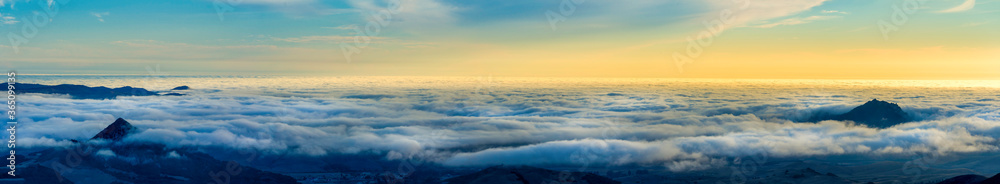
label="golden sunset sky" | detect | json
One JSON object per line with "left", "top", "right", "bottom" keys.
{"left": 1, "top": 0, "right": 998, "bottom": 79}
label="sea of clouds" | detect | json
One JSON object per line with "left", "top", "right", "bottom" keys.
{"left": 14, "top": 76, "right": 1000, "bottom": 171}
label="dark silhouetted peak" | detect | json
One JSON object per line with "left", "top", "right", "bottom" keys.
{"left": 936, "top": 174, "right": 987, "bottom": 184}
{"left": 446, "top": 165, "right": 620, "bottom": 184}
{"left": 171, "top": 86, "right": 190, "bottom": 90}
{"left": 980, "top": 173, "right": 1000, "bottom": 184}
{"left": 833, "top": 99, "right": 912, "bottom": 128}
{"left": 91, "top": 118, "right": 138, "bottom": 141}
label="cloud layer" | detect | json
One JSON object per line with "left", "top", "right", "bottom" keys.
{"left": 16, "top": 76, "right": 1000, "bottom": 171}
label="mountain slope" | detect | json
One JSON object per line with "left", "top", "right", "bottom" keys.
{"left": 444, "top": 165, "right": 620, "bottom": 184}
{"left": 980, "top": 173, "right": 1000, "bottom": 184}
{"left": 816, "top": 99, "right": 913, "bottom": 128}
{"left": 935, "top": 174, "right": 988, "bottom": 184}
{"left": 19, "top": 118, "right": 298, "bottom": 184}
{"left": 90, "top": 118, "right": 138, "bottom": 141}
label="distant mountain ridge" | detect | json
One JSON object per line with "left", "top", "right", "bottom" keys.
{"left": 13, "top": 83, "right": 187, "bottom": 99}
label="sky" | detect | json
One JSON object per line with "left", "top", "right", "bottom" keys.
{"left": 0, "top": 0, "right": 998, "bottom": 79}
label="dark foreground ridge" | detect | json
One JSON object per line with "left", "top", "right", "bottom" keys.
{"left": 815, "top": 99, "right": 913, "bottom": 128}
{"left": 13, "top": 83, "right": 188, "bottom": 99}
{"left": 936, "top": 173, "right": 1000, "bottom": 184}
{"left": 15, "top": 118, "right": 298, "bottom": 184}
{"left": 445, "top": 165, "right": 621, "bottom": 184}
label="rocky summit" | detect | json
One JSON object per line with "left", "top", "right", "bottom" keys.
{"left": 811, "top": 99, "right": 914, "bottom": 129}
{"left": 90, "top": 118, "right": 138, "bottom": 141}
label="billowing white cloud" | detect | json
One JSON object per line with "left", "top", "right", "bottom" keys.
{"left": 15, "top": 77, "right": 1000, "bottom": 171}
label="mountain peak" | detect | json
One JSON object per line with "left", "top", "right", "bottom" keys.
{"left": 863, "top": 98, "right": 891, "bottom": 105}
{"left": 834, "top": 99, "right": 911, "bottom": 128}
{"left": 91, "top": 118, "right": 138, "bottom": 141}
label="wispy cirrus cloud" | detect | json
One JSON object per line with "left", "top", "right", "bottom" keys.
{"left": 822, "top": 10, "right": 848, "bottom": 14}
{"left": 271, "top": 35, "right": 390, "bottom": 43}
{"left": 0, "top": 13, "right": 17, "bottom": 25}
{"left": 110, "top": 40, "right": 276, "bottom": 50}
{"left": 346, "top": 0, "right": 459, "bottom": 31}
{"left": 237, "top": 0, "right": 316, "bottom": 5}
{"left": 939, "top": 0, "right": 975, "bottom": 13}
{"left": 754, "top": 15, "right": 840, "bottom": 28}
{"left": 703, "top": 0, "right": 831, "bottom": 28}
{"left": 322, "top": 25, "right": 357, "bottom": 30}
{"left": 962, "top": 21, "right": 989, "bottom": 27}
{"left": 91, "top": 12, "right": 109, "bottom": 22}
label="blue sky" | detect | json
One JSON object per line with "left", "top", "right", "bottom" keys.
{"left": 1, "top": 0, "right": 997, "bottom": 79}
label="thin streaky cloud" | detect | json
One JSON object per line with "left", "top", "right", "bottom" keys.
{"left": 821, "top": 10, "right": 848, "bottom": 14}
{"left": 753, "top": 16, "right": 840, "bottom": 28}
{"left": 322, "top": 25, "right": 358, "bottom": 30}
{"left": 0, "top": 13, "right": 16, "bottom": 25}
{"left": 939, "top": 0, "right": 975, "bottom": 13}
{"left": 271, "top": 35, "right": 390, "bottom": 43}
{"left": 91, "top": 12, "right": 109, "bottom": 22}
{"left": 961, "top": 21, "right": 989, "bottom": 27}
